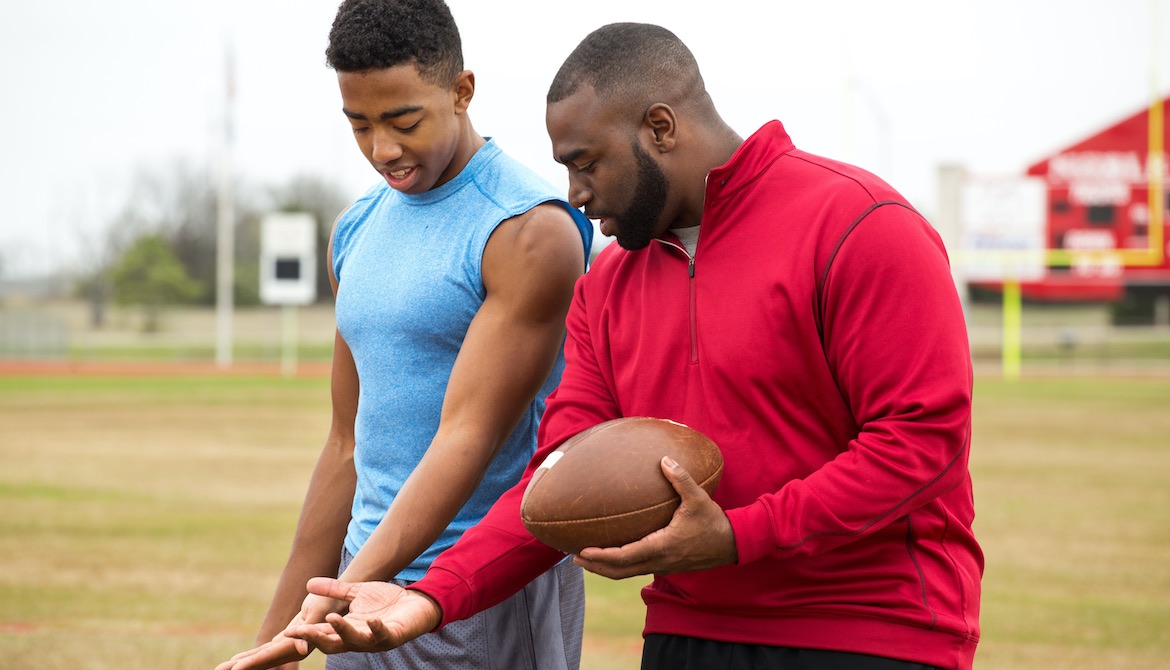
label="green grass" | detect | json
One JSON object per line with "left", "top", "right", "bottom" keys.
{"left": 968, "top": 377, "right": 1170, "bottom": 668}
{"left": 581, "top": 573, "right": 651, "bottom": 667}
{"left": 968, "top": 338, "right": 1170, "bottom": 362}
{"left": 0, "top": 374, "right": 331, "bottom": 670}
{"left": 1, "top": 374, "right": 1168, "bottom": 668}
{"left": 0, "top": 373, "right": 326, "bottom": 399}
{"left": 63, "top": 342, "right": 336, "bottom": 364}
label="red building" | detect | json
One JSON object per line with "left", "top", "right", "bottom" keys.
{"left": 1011, "top": 94, "right": 1169, "bottom": 303}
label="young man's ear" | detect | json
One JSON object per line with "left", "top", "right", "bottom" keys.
{"left": 644, "top": 103, "right": 677, "bottom": 152}
{"left": 453, "top": 70, "right": 475, "bottom": 113}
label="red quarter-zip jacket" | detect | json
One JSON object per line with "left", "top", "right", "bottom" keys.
{"left": 411, "top": 120, "right": 983, "bottom": 669}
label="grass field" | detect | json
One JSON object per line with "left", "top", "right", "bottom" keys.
{"left": 1, "top": 372, "right": 1168, "bottom": 669}
{"left": 5, "top": 300, "right": 1170, "bottom": 371}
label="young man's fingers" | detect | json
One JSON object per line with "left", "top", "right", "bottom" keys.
{"left": 366, "top": 617, "right": 397, "bottom": 647}
{"left": 306, "top": 577, "right": 359, "bottom": 603}
{"left": 328, "top": 612, "right": 380, "bottom": 650}
{"left": 291, "top": 622, "right": 345, "bottom": 654}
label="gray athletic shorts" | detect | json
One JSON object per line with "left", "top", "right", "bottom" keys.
{"left": 325, "top": 549, "right": 585, "bottom": 670}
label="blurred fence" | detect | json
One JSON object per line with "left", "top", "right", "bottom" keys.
{"left": 0, "top": 300, "right": 337, "bottom": 365}
{"left": 0, "top": 308, "right": 70, "bottom": 358}
{"left": 964, "top": 300, "right": 1170, "bottom": 375}
{"left": 1, "top": 299, "right": 1168, "bottom": 375}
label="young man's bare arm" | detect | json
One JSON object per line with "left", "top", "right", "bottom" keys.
{"left": 254, "top": 213, "right": 359, "bottom": 648}
{"left": 337, "top": 202, "right": 584, "bottom": 584}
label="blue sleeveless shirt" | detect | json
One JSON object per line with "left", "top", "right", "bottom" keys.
{"left": 332, "top": 139, "right": 591, "bottom": 580}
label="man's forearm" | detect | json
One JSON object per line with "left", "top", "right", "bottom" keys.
{"left": 256, "top": 441, "right": 356, "bottom": 641}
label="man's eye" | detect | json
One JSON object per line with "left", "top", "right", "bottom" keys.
{"left": 398, "top": 120, "right": 421, "bottom": 133}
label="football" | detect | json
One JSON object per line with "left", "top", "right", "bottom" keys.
{"left": 520, "top": 416, "right": 723, "bottom": 554}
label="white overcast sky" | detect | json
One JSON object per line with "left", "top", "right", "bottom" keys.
{"left": 0, "top": 0, "right": 1166, "bottom": 278}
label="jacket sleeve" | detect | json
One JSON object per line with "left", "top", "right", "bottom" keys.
{"left": 724, "top": 204, "right": 974, "bottom": 564}
{"left": 408, "top": 274, "right": 621, "bottom": 624}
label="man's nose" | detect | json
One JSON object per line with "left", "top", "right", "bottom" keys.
{"left": 567, "top": 178, "right": 592, "bottom": 210}
{"left": 371, "top": 129, "right": 404, "bottom": 164}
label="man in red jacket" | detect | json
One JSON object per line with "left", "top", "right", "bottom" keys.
{"left": 260, "top": 22, "right": 983, "bottom": 670}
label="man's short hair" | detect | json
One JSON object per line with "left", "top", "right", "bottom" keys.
{"left": 326, "top": 0, "right": 463, "bottom": 84}
{"left": 547, "top": 23, "right": 704, "bottom": 109}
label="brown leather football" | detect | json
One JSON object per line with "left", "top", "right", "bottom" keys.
{"left": 520, "top": 416, "right": 723, "bottom": 554}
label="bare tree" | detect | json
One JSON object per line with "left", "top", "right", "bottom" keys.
{"left": 69, "top": 185, "right": 156, "bottom": 327}
{"left": 91, "top": 161, "right": 262, "bottom": 307}
{"left": 77, "top": 164, "right": 348, "bottom": 321}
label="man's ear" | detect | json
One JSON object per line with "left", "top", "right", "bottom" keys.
{"left": 644, "top": 103, "right": 677, "bottom": 152}
{"left": 452, "top": 70, "right": 475, "bottom": 113}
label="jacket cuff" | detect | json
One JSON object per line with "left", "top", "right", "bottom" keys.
{"left": 725, "top": 500, "right": 776, "bottom": 565}
{"left": 406, "top": 566, "right": 474, "bottom": 629}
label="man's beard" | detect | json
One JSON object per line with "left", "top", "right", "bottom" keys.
{"left": 612, "top": 141, "right": 670, "bottom": 251}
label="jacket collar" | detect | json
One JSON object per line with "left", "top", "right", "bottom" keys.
{"left": 648, "top": 121, "right": 795, "bottom": 254}
{"left": 705, "top": 120, "right": 795, "bottom": 205}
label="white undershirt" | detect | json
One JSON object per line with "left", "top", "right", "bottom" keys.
{"left": 671, "top": 225, "right": 700, "bottom": 256}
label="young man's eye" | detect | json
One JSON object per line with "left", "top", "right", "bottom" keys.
{"left": 397, "top": 120, "right": 421, "bottom": 133}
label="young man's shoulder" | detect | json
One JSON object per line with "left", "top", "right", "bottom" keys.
{"left": 471, "top": 144, "right": 560, "bottom": 203}
{"left": 489, "top": 202, "right": 585, "bottom": 265}
{"left": 475, "top": 143, "right": 593, "bottom": 266}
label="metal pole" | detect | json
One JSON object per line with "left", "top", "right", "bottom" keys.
{"left": 1002, "top": 276, "right": 1022, "bottom": 381}
{"left": 1147, "top": 0, "right": 1165, "bottom": 267}
{"left": 936, "top": 164, "right": 969, "bottom": 318}
{"left": 282, "top": 304, "right": 298, "bottom": 378}
{"left": 215, "top": 41, "right": 235, "bottom": 368}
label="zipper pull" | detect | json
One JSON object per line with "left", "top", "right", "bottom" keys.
{"left": 688, "top": 256, "right": 696, "bottom": 278}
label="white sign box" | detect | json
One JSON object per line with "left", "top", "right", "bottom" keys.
{"left": 958, "top": 176, "right": 1048, "bottom": 281}
{"left": 260, "top": 212, "right": 318, "bottom": 305}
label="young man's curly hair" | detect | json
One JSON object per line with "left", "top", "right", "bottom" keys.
{"left": 326, "top": 0, "right": 463, "bottom": 85}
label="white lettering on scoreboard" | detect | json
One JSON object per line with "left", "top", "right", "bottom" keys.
{"left": 1048, "top": 151, "right": 1144, "bottom": 185}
